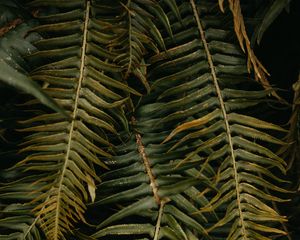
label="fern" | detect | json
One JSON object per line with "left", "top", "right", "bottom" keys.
{"left": 88, "top": 1, "right": 290, "bottom": 239}
{"left": 0, "top": 203, "right": 43, "bottom": 240}
{"left": 0, "top": 0, "right": 297, "bottom": 240}
{"left": 2, "top": 0, "right": 174, "bottom": 239}
{"left": 0, "top": 1, "right": 65, "bottom": 115}
{"left": 162, "top": 1, "right": 288, "bottom": 239}
{"left": 6, "top": 1, "right": 141, "bottom": 239}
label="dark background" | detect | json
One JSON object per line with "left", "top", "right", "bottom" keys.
{"left": 256, "top": 0, "right": 299, "bottom": 103}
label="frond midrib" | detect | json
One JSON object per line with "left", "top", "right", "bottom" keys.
{"left": 53, "top": 1, "right": 90, "bottom": 238}
{"left": 23, "top": 215, "right": 40, "bottom": 239}
{"left": 123, "top": 0, "right": 133, "bottom": 78}
{"left": 190, "top": 0, "right": 247, "bottom": 238}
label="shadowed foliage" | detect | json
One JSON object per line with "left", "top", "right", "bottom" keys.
{"left": 0, "top": 0, "right": 298, "bottom": 240}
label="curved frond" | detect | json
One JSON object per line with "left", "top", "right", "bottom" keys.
{"left": 218, "top": 0, "right": 284, "bottom": 101}
{"left": 141, "top": 1, "right": 287, "bottom": 239}
{"left": 255, "top": 0, "right": 292, "bottom": 44}
{"left": 0, "top": 2, "right": 65, "bottom": 114}
{"left": 12, "top": 0, "right": 150, "bottom": 239}
{"left": 0, "top": 204, "right": 43, "bottom": 240}
{"left": 90, "top": 2, "right": 218, "bottom": 240}
{"left": 0, "top": 1, "right": 294, "bottom": 240}
{"left": 279, "top": 75, "right": 300, "bottom": 185}
{"left": 88, "top": 0, "right": 290, "bottom": 238}
{"left": 0, "top": 170, "right": 44, "bottom": 240}
{"left": 91, "top": 114, "right": 214, "bottom": 239}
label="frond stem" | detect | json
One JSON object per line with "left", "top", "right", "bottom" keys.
{"left": 133, "top": 117, "right": 161, "bottom": 204}
{"left": 121, "top": 0, "right": 133, "bottom": 78}
{"left": 154, "top": 200, "right": 166, "bottom": 240}
{"left": 24, "top": 214, "right": 40, "bottom": 238}
{"left": 53, "top": 1, "right": 90, "bottom": 237}
{"left": 190, "top": 0, "right": 247, "bottom": 238}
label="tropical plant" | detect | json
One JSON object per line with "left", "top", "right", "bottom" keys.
{"left": 0, "top": 0, "right": 299, "bottom": 240}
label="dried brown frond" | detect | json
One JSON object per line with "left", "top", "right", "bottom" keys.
{"left": 218, "top": 0, "right": 284, "bottom": 102}
{"left": 278, "top": 75, "right": 300, "bottom": 178}
{"left": 0, "top": 18, "right": 23, "bottom": 37}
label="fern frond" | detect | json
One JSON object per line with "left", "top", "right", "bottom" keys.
{"left": 90, "top": 2, "right": 218, "bottom": 239}
{"left": 218, "top": 0, "right": 285, "bottom": 102}
{"left": 89, "top": 0, "right": 169, "bottom": 93}
{"left": 0, "top": 2, "right": 64, "bottom": 114}
{"left": 91, "top": 114, "right": 215, "bottom": 239}
{"left": 0, "top": 1, "right": 293, "bottom": 240}
{"left": 0, "top": 168, "right": 44, "bottom": 240}
{"left": 254, "top": 0, "right": 292, "bottom": 44}
{"left": 13, "top": 1, "right": 144, "bottom": 239}
{"left": 279, "top": 75, "right": 300, "bottom": 185}
{"left": 0, "top": 204, "right": 43, "bottom": 240}
{"left": 149, "top": 1, "right": 288, "bottom": 239}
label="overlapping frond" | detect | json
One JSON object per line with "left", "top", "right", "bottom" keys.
{"left": 218, "top": 0, "right": 285, "bottom": 101}
{"left": 9, "top": 0, "right": 148, "bottom": 239}
{"left": 279, "top": 75, "right": 300, "bottom": 185}
{"left": 0, "top": 2, "right": 64, "bottom": 114}
{"left": 275, "top": 59, "right": 299, "bottom": 240}
{"left": 89, "top": 2, "right": 218, "bottom": 239}
{"left": 0, "top": 204, "right": 42, "bottom": 240}
{"left": 144, "top": 1, "right": 287, "bottom": 239}
{"left": 91, "top": 114, "right": 215, "bottom": 239}
{"left": 278, "top": 77, "right": 300, "bottom": 170}
{"left": 0, "top": 1, "right": 293, "bottom": 240}
{"left": 0, "top": 168, "right": 44, "bottom": 240}
{"left": 103, "top": 0, "right": 167, "bottom": 92}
